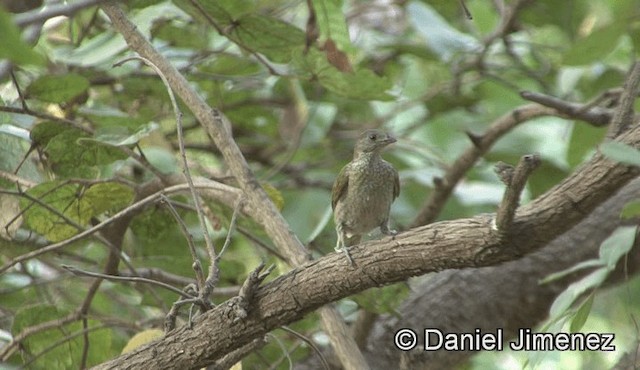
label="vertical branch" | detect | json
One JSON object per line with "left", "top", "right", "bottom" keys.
{"left": 608, "top": 60, "right": 640, "bottom": 138}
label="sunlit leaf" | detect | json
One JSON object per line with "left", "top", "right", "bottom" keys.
{"left": 598, "top": 225, "right": 637, "bottom": 269}
{"left": 570, "top": 294, "right": 594, "bottom": 333}
{"left": 549, "top": 268, "right": 608, "bottom": 319}
{"left": 600, "top": 141, "right": 640, "bottom": 167}
{"left": 563, "top": 24, "right": 625, "bottom": 66}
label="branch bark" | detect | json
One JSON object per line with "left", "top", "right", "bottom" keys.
{"left": 92, "top": 113, "right": 640, "bottom": 369}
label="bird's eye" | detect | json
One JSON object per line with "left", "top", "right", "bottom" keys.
{"left": 368, "top": 133, "right": 377, "bottom": 140}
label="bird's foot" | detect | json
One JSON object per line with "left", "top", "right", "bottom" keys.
{"left": 335, "top": 245, "right": 355, "bottom": 267}
{"left": 381, "top": 227, "right": 398, "bottom": 240}
{"left": 341, "top": 247, "right": 355, "bottom": 267}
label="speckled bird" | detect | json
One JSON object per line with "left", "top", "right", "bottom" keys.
{"left": 331, "top": 129, "right": 400, "bottom": 265}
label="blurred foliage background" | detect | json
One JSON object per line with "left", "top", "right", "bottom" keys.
{"left": 0, "top": 0, "right": 639, "bottom": 369}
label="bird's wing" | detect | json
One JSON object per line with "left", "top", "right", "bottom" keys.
{"left": 393, "top": 167, "right": 400, "bottom": 199}
{"left": 331, "top": 164, "right": 349, "bottom": 210}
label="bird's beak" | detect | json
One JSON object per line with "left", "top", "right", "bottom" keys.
{"left": 384, "top": 136, "right": 397, "bottom": 144}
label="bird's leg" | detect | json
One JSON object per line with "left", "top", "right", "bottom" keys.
{"left": 380, "top": 221, "right": 397, "bottom": 239}
{"left": 335, "top": 224, "right": 355, "bottom": 266}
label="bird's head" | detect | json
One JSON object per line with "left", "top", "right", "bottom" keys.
{"left": 354, "top": 129, "right": 396, "bottom": 155}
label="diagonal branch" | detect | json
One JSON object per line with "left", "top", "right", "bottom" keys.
{"left": 92, "top": 106, "right": 640, "bottom": 369}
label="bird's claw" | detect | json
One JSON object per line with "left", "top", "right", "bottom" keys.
{"left": 342, "top": 247, "right": 355, "bottom": 267}
{"left": 335, "top": 245, "right": 355, "bottom": 267}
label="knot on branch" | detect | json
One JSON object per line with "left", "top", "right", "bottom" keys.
{"left": 493, "top": 154, "right": 541, "bottom": 234}
{"left": 223, "top": 263, "right": 274, "bottom": 323}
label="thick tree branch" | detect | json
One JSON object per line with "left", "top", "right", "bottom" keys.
{"left": 92, "top": 114, "right": 640, "bottom": 368}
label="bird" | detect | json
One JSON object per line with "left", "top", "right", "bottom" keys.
{"left": 331, "top": 129, "right": 400, "bottom": 266}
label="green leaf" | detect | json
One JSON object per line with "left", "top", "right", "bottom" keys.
{"left": 311, "top": 0, "right": 354, "bottom": 53}
{"left": 175, "top": 0, "right": 305, "bottom": 63}
{"left": 570, "top": 294, "right": 594, "bottom": 333}
{"left": 567, "top": 122, "right": 606, "bottom": 167}
{"left": 31, "top": 121, "right": 71, "bottom": 147}
{"left": 198, "top": 54, "right": 261, "bottom": 76}
{"left": 294, "top": 48, "right": 392, "bottom": 100}
{"left": 600, "top": 141, "right": 640, "bottom": 166}
{"left": 22, "top": 182, "right": 85, "bottom": 242}
{"left": 0, "top": 9, "right": 44, "bottom": 66}
{"left": 21, "top": 181, "right": 133, "bottom": 242}
{"left": 598, "top": 225, "right": 637, "bottom": 269}
{"left": 81, "top": 182, "right": 134, "bottom": 215}
{"left": 549, "top": 267, "right": 608, "bottom": 319}
{"left": 32, "top": 122, "right": 128, "bottom": 178}
{"left": 407, "top": 2, "right": 479, "bottom": 61}
{"left": 27, "top": 74, "right": 90, "bottom": 104}
{"left": 173, "top": 0, "right": 250, "bottom": 25}
{"left": 563, "top": 23, "right": 625, "bottom": 66}
{"left": 230, "top": 14, "right": 306, "bottom": 63}
{"left": 621, "top": 199, "right": 640, "bottom": 219}
{"left": 13, "top": 305, "right": 80, "bottom": 369}
{"left": 539, "top": 259, "right": 603, "bottom": 284}
{"left": 87, "top": 122, "right": 159, "bottom": 147}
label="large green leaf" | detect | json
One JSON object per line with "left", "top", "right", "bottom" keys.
{"left": 563, "top": 23, "right": 625, "bottom": 66}
{"left": 311, "top": 0, "right": 354, "bottom": 53}
{"left": 21, "top": 181, "right": 133, "bottom": 242}
{"left": 174, "top": 0, "right": 305, "bottom": 63}
{"left": 31, "top": 122, "right": 128, "bottom": 178}
{"left": 294, "top": 48, "right": 392, "bottom": 100}
{"left": 229, "top": 14, "right": 306, "bottom": 63}
{"left": 27, "top": 74, "right": 90, "bottom": 104}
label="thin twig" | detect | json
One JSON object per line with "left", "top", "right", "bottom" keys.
{"left": 159, "top": 194, "right": 205, "bottom": 292}
{"left": 115, "top": 55, "right": 220, "bottom": 302}
{"left": 217, "top": 197, "right": 244, "bottom": 260}
{"left": 280, "top": 326, "right": 331, "bottom": 370}
{"left": 0, "top": 179, "right": 241, "bottom": 274}
{"left": 62, "top": 265, "right": 195, "bottom": 298}
{"left": 18, "top": 323, "right": 109, "bottom": 369}
{"left": 211, "top": 338, "right": 267, "bottom": 370}
{"left": 14, "top": 0, "right": 106, "bottom": 27}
